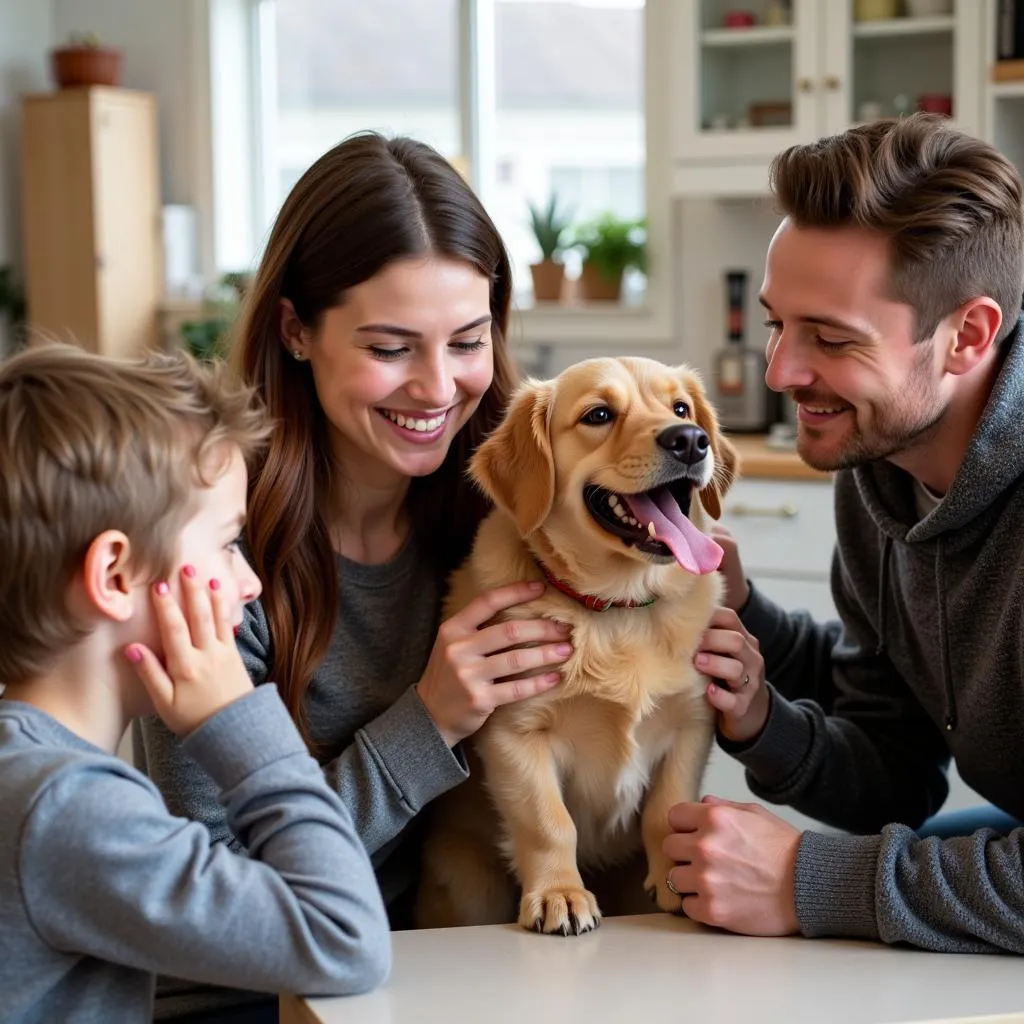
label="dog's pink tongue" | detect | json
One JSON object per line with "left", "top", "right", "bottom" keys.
{"left": 624, "top": 489, "right": 723, "bottom": 575}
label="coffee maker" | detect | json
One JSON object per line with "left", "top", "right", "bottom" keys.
{"left": 713, "top": 269, "right": 773, "bottom": 433}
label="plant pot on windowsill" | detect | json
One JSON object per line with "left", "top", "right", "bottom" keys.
{"left": 569, "top": 214, "right": 647, "bottom": 305}
{"left": 579, "top": 262, "right": 623, "bottom": 302}
{"left": 51, "top": 38, "right": 123, "bottom": 89}
{"left": 529, "top": 259, "right": 566, "bottom": 303}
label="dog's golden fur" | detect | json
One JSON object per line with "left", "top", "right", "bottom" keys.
{"left": 415, "top": 357, "right": 738, "bottom": 935}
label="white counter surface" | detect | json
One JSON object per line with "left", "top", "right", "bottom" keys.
{"left": 280, "top": 913, "right": 1024, "bottom": 1024}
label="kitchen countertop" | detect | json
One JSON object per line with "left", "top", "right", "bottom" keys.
{"left": 728, "top": 432, "right": 831, "bottom": 482}
{"left": 281, "top": 913, "right": 1024, "bottom": 1024}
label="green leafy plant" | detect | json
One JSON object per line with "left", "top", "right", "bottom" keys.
{"left": 180, "top": 316, "right": 232, "bottom": 362}
{"left": 179, "top": 271, "right": 248, "bottom": 362}
{"left": 570, "top": 213, "right": 648, "bottom": 281}
{"left": 65, "top": 31, "right": 103, "bottom": 47}
{"left": 527, "top": 194, "right": 573, "bottom": 263}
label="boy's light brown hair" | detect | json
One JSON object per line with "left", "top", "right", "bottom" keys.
{"left": 0, "top": 342, "right": 270, "bottom": 686}
{"left": 769, "top": 111, "right": 1024, "bottom": 344}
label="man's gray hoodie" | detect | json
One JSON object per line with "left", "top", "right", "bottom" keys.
{"left": 732, "top": 314, "right": 1024, "bottom": 954}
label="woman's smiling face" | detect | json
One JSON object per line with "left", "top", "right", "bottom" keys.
{"left": 285, "top": 255, "right": 495, "bottom": 485}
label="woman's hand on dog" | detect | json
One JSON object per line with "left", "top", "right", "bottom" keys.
{"left": 415, "top": 581, "right": 571, "bottom": 747}
{"left": 695, "top": 607, "right": 770, "bottom": 744}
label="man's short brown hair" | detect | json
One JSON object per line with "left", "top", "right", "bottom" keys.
{"left": 769, "top": 113, "right": 1024, "bottom": 343}
{"left": 0, "top": 343, "right": 270, "bottom": 685}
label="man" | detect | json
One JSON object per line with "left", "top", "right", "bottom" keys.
{"left": 664, "top": 113, "right": 1024, "bottom": 954}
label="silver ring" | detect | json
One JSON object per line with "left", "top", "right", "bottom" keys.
{"left": 741, "top": 673, "right": 750, "bottom": 687}
{"left": 665, "top": 874, "right": 680, "bottom": 896}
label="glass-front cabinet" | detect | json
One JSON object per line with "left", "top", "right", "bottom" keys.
{"left": 672, "top": 0, "right": 983, "bottom": 196}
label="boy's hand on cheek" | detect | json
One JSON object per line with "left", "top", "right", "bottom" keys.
{"left": 124, "top": 565, "right": 253, "bottom": 736}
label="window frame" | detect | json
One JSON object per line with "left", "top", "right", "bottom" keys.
{"left": 202, "top": 0, "right": 674, "bottom": 347}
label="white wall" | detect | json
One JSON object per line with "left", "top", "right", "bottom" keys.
{"left": 51, "top": 0, "right": 214, "bottom": 273}
{"left": 0, "top": 1, "right": 54, "bottom": 262}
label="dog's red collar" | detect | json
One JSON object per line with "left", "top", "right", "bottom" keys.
{"left": 535, "top": 561, "right": 657, "bottom": 612}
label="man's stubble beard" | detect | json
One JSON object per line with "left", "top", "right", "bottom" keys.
{"left": 796, "top": 345, "right": 946, "bottom": 472}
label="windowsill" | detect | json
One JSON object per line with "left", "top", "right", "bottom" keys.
{"left": 510, "top": 297, "right": 671, "bottom": 346}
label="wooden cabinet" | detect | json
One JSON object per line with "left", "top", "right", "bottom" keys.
{"left": 21, "top": 87, "right": 162, "bottom": 357}
{"left": 672, "top": 0, "right": 984, "bottom": 196}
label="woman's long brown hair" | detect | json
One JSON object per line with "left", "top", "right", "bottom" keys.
{"left": 231, "top": 133, "right": 517, "bottom": 743}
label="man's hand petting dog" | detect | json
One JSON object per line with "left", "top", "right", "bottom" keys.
{"left": 694, "top": 607, "right": 769, "bottom": 744}
{"left": 709, "top": 524, "right": 749, "bottom": 611}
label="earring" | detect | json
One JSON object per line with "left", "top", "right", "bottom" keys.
{"left": 291, "top": 349, "right": 305, "bottom": 361}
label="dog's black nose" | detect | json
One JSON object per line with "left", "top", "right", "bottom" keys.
{"left": 656, "top": 424, "right": 709, "bottom": 465}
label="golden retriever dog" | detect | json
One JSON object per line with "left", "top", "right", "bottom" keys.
{"left": 415, "top": 356, "right": 738, "bottom": 936}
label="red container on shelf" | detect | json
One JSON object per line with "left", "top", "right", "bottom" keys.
{"left": 917, "top": 94, "right": 953, "bottom": 117}
{"left": 723, "top": 11, "right": 757, "bottom": 28}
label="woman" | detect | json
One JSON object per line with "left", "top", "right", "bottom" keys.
{"left": 134, "top": 133, "right": 572, "bottom": 1022}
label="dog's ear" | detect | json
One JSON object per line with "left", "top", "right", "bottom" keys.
{"left": 701, "top": 434, "right": 739, "bottom": 520}
{"left": 470, "top": 380, "right": 556, "bottom": 536}
{"left": 689, "top": 382, "right": 740, "bottom": 521}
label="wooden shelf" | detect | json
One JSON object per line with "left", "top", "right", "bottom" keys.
{"left": 852, "top": 15, "right": 955, "bottom": 39}
{"left": 701, "top": 26, "right": 794, "bottom": 49}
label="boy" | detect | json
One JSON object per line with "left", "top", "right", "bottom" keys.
{"left": 0, "top": 344, "right": 391, "bottom": 1023}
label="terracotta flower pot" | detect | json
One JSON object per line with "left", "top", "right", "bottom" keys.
{"left": 51, "top": 46, "right": 123, "bottom": 89}
{"left": 579, "top": 262, "right": 623, "bottom": 302}
{"left": 529, "top": 259, "right": 565, "bottom": 303}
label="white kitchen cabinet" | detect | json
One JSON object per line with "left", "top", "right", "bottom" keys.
{"left": 719, "top": 477, "right": 837, "bottom": 618}
{"left": 984, "top": 0, "right": 1024, "bottom": 183}
{"left": 672, "top": 0, "right": 984, "bottom": 196}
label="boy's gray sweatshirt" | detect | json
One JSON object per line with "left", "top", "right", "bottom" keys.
{"left": 731, "top": 315, "right": 1024, "bottom": 954}
{"left": 134, "top": 541, "right": 465, "bottom": 1015}
{"left": 0, "top": 686, "right": 390, "bottom": 1024}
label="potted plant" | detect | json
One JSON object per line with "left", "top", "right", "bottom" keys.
{"left": 179, "top": 272, "right": 246, "bottom": 362}
{"left": 527, "top": 194, "right": 572, "bottom": 303}
{"left": 51, "top": 32, "right": 123, "bottom": 90}
{"left": 570, "top": 213, "right": 647, "bottom": 302}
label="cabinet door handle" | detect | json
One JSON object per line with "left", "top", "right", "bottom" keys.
{"left": 823, "top": 75, "right": 841, "bottom": 90}
{"left": 726, "top": 502, "right": 799, "bottom": 519}
{"left": 796, "top": 77, "right": 814, "bottom": 92}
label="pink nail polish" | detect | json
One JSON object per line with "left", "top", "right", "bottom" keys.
{"left": 182, "top": 564, "right": 196, "bottom": 579}
{"left": 124, "top": 646, "right": 142, "bottom": 664}
{"left": 155, "top": 581, "right": 169, "bottom": 596}
{"left": 209, "top": 578, "right": 221, "bottom": 591}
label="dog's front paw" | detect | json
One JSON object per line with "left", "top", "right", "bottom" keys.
{"left": 518, "top": 886, "right": 601, "bottom": 935}
{"left": 644, "top": 862, "right": 686, "bottom": 916}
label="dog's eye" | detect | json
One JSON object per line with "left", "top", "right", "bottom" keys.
{"left": 580, "top": 406, "right": 615, "bottom": 426}
{"left": 673, "top": 401, "right": 690, "bottom": 419}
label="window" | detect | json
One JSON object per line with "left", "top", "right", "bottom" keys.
{"left": 490, "top": 0, "right": 645, "bottom": 300}
{"left": 258, "top": 0, "right": 461, "bottom": 232}
{"left": 248, "top": 0, "right": 647, "bottom": 306}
